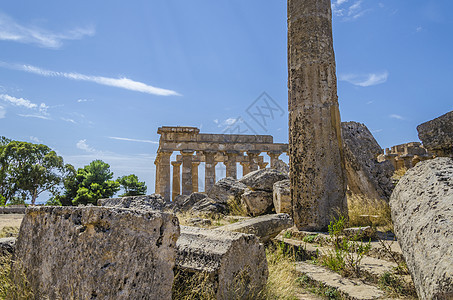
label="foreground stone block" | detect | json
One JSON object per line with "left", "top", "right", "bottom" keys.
{"left": 176, "top": 226, "right": 268, "bottom": 299}
{"left": 207, "top": 177, "right": 248, "bottom": 204}
{"left": 14, "top": 206, "right": 180, "bottom": 300}
{"left": 417, "top": 110, "right": 453, "bottom": 157}
{"left": 288, "top": 0, "right": 347, "bottom": 231}
{"left": 341, "top": 121, "right": 394, "bottom": 200}
{"left": 239, "top": 168, "right": 289, "bottom": 192}
{"left": 241, "top": 189, "right": 273, "bottom": 216}
{"left": 98, "top": 193, "right": 169, "bottom": 211}
{"left": 273, "top": 180, "right": 291, "bottom": 214}
{"left": 218, "top": 213, "right": 293, "bottom": 243}
{"left": 390, "top": 158, "right": 453, "bottom": 299}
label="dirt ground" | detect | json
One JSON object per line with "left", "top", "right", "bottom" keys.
{"left": 0, "top": 214, "right": 24, "bottom": 230}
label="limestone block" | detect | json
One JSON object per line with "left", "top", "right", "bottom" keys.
{"left": 175, "top": 226, "right": 268, "bottom": 299}
{"left": 239, "top": 168, "right": 289, "bottom": 192}
{"left": 273, "top": 159, "right": 289, "bottom": 175}
{"left": 207, "top": 177, "right": 248, "bottom": 204}
{"left": 0, "top": 237, "right": 16, "bottom": 256}
{"left": 217, "top": 213, "right": 293, "bottom": 242}
{"left": 390, "top": 158, "right": 453, "bottom": 299}
{"left": 191, "top": 197, "right": 228, "bottom": 216}
{"left": 98, "top": 193, "right": 170, "bottom": 211}
{"left": 417, "top": 110, "right": 453, "bottom": 157}
{"left": 341, "top": 121, "right": 395, "bottom": 200}
{"left": 177, "top": 192, "right": 208, "bottom": 212}
{"left": 273, "top": 179, "right": 291, "bottom": 214}
{"left": 14, "top": 206, "right": 180, "bottom": 300}
{"left": 241, "top": 189, "right": 274, "bottom": 216}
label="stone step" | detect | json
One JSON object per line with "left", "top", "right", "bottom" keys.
{"left": 295, "top": 261, "right": 384, "bottom": 300}
{"left": 275, "top": 237, "right": 399, "bottom": 283}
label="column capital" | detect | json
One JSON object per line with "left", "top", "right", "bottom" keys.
{"left": 171, "top": 161, "right": 182, "bottom": 167}
{"left": 181, "top": 149, "right": 195, "bottom": 156}
{"left": 247, "top": 150, "right": 261, "bottom": 155}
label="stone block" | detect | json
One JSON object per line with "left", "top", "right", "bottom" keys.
{"left": 239, "top": 168, "right": 289, "bottom": 193}
{"left": 217, "top": 213, "right": 293, "bottom": 243}
{"left": 241, "top": 189, "right": 273, "bottom": 216}
{"left": 98, "top": 193, "right": 169, "bottom": 211}
{"left": 175, "top": 226, "right": 268, "bottom": 299}
{"left": 14, "top": 206, "right": 180, "bottom": 300}
{"left": 390, "top": 158, "right": 453, "bottom": 299}
{"left": 207, "top": 177, "right": 248, "bottom": 204}
{"left": 273, "top": 179, "right": 291, "bottom": 214}
{"left": 417, "top": 110, "right": 453, "bottom": 157}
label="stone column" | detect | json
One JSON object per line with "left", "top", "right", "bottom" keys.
{"left": 258, "top": 162, "right": 268, "bottom": 169}
{"left": 171, "top": 161, "right": 181, "bottom": 202}
{"left": 156, "top": 151, "right": 172, "bottom": 202}
{"left": 288, "top": 0, "right": 347, "bottom": 231}
{"left": 154, "top": 158, "right": 160, "bottom": 195}
{"left": 225, "top": 151, "right": 239, "bottom": 179}
{"left": 192, "top": 162, "right": 200, "bottom": 193}
{"left": 247, "top": 151, "right": 260, "bottom": 172}
{"left": 203, "top": 151, "right": 217, "bottom": 192}
{"left": 181, "top": 150, "right": 195, "bottom": 196}
{"left": 267, "top": 151, "right": 282, "bottom": 168}
{"left": 240, "top": 162, "right": 251, "bottom": 176}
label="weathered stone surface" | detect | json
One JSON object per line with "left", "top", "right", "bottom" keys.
{"left": 273, "top": 159, "right": 290, "bottom": 175}
{"left": 176, "top": 226, "right": 268, "bottom": 299}
{"left": 218, "top": 213, "right": 293, "bottom": 243}
{"left": 0, "top": 237, "right": 16, "bottom": 256}
{"left": 273, "top": 179, "right": 291, "bottom": 214}
{"left": 176, "top": 192, "right": 208, "bottom": 212}
{"left": 417, "top": 110, "right": 453, "bottom": 157}
{"left": 341, "top": 121, "right": 395, "bottom": 200}
{"left": 239, "top": 168, "right": 289, "bottom": 192}
{"left": 207, "top": 177, "right": 248, "bottom": 204}
{"left": 241, "top": 189, "right": 273, "bottom": 216}
{"left": 191, "top": 197, "right": 228, "bottom": 216}
{"left": 98, "top": 193, "right": 170, "bottom": 211}
{"left": 390, "top": 157, "right": 453, "bottom": 300}
{"left": 288, "top": 0, "right": 347, "bottom": 231}
{"left": 14, "top": 206, "right": 180, "bottom": 300}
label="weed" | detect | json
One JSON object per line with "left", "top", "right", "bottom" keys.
{"left": 0, "top": 254, "right": 34, "bottom": 299}
{"left": 227, "top": 196, "right": 248, "bottom": 217}
{"left": 302, "top": 234, "right": 317, "bottom": 243}
{"left": 378, "top": 272, "right": 417, "bottom": 298}
{"left": 347, "top": 193, "right": 393, "bottom": 232}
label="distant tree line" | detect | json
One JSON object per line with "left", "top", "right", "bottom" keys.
{"left": 0, "top": 136, "right": 147, "bottom": 206}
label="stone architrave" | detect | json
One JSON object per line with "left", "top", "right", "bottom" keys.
{"left": 181, "top": 150, "right": 195, "bottom": 196}
{"left": 171, "top": 161, "right": 182, "bottom": 201}
{"left": 14, "top": 206, "right": 180, "bottom": 299}
{"left": 203, "top": 151, "right": 217, "bottom": 192}
{"left": 288, "top": 0, "right": 347, "bottom": 231}
{"left": 192, "top": 162, "right": 200, "bottom": 193}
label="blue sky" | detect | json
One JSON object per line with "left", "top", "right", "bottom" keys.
{"left": 1, "top": 1, "right": 452, "bottom": 202}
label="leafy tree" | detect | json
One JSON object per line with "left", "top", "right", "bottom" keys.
{"left": 0, "top": 136, "right": 12, "bottom": 203}
{"left": 117, "top": 174, "right": 147, "bottom": 197}
{"left": 1, "top": 141, "right": 67, "bottom": 205}
{"left": 58, "top": 160, "right": 120, "bottom": 206}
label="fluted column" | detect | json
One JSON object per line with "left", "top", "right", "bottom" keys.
{"left": 268, "top": 151, "right": 282, "bottom": 168}
{"left": 154, "top": 158, "right": 160, "bottom": 195}
{"left": 171, "top": 161, "right": 181, "bottom": 202}
{"left": 203, "top": 151, "right": 217, "bottom": 192}
{"left": 247, "top": 151, "right": 260, "bottom": 172}
{"left": 288, "top": 0, "right": 347, "bottom": 231}
{"left": 181, "top": 150, "right": 195, "bottom": 195}
{"left": 225, "top": 151, "right": 239, "bottom": 179}
{"left": 192, "top": 162, "right": 200, "bottom": 193}
{"left": 156, "top": 151, "right": 172, "bottom": 202}
{"left": 240, "top": 162, "right": 250, "bottom": 176}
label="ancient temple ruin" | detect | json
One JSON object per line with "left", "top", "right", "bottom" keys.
{"left": 154, "top": 126, "right": 288, "bottom": 202}
{"left": 378, "top": 142, "right": 434, "bottom": 171}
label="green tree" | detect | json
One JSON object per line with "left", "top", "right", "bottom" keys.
{"left": 117, "top": 174, "right": 147, "bottom": 197}
{"left": 59, "top": 160, "right": 120, "bottom": 206}
{"left": 1, "top": 141, "right": 67, "bottom": 205}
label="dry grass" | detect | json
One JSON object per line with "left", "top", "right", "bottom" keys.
{"left": 0, "top": 254, "right": 34, "bottom": 299}
{"left": 0, "top": 226, "right": 20, "bottom": 238}
{"left": 392, "top": 167, "right": 408, "bottom": 183}
{"left": 227, "top": 196, "right": 249, "bottom": 217}
{"left": 347, "top": 193, "right": 393, "bottom": 232}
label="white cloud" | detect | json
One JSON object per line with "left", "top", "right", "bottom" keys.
{"left": 416, "top": 26, "right": 423, "bottom": 33}
{"left": 0, "top": 12, "right": 95, "bottom": 49}
{"left": 29, "top": 136, "right": 42, "bottom": 143}
{"left": 339, "top": 71, "right": 389, "bottom": 87}
{"left": 0, "top": 62, "right": 181, "bottom": 96}
{"left": 0, "top": 93, "right": 37, "bottom": 109}
{"left": 224, "top": 118, "right": 238, "bottom": 126}
{"left": 108, "top": 137, "right": 159, "bottom": 144}
{"left": 76, "top": 139, "right": 97, "bottom": 153}
{"left": 61, "top": 117, "right": 76, "bottom": 124}
{"left": 77, "top": 98, "right": 93, "bottom": 103}
{"left": 389, "top": 114, "right": 405, "bottom": 120}
{"left": 39, "top": 103, "right": 49, "bottom": 115}
{"left": 332, "top": 0, "right": 369, "bottom": 20}
{"left": 18, "top": 114, "right": 50, "bottom": 120}
{"left": 0, "top": 105, "right": 5, "bottom": 118}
